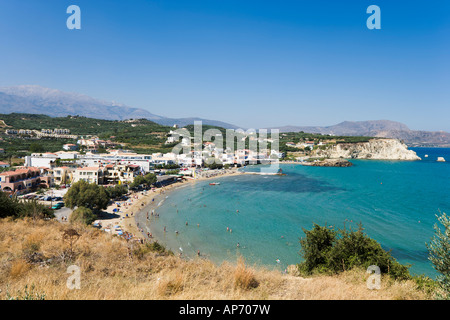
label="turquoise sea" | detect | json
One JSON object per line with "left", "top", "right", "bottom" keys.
{"left": 141, "top": 147, "right": 450, "bottom": 277}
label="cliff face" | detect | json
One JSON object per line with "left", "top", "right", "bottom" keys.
{"left": 312, "top": 139, "right": 421, "bottom": 160}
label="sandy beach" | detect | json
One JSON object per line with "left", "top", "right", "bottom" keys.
{"left": 94, "top": 168, "right": 244, "bottom": 243}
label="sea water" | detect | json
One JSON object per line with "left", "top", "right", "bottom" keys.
{"left": 143, "top": 148, "right": 450, "bottom": 277}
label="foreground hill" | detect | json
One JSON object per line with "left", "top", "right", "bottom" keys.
{"left": 0, "top": 218, "right": 429, "bottom": 300}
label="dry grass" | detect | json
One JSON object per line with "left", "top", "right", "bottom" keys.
{"left": 0, "top": 218, "right": 430, "bottom": 300}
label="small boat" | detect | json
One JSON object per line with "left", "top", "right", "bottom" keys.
{"left": 425, "top": 154, "right": 428, "bottom": 158}
{"left": 437, "top": 157, "right": 446, "bottom": 162}
{"left": 209, "top": 182, "right": 220, "bottom": 185}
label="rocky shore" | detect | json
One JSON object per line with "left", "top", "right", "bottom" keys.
{"left": 311, "top": 138, "right": 421, "bottom": 160}
{"left": 302, "top": 159, "right": 353, "bottom": 167}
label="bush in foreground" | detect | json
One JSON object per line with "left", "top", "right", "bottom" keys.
{"left": 0, "top": 192, "right": 54, "bottom": 220}
{"left": 69, "top": 206, "right": 96, "bottom": 225}
{"left": 297, "top": 223, "right": 411, "bottom": 280}
{"left": 427, "top": 212, "right": 450, "bottom": 300}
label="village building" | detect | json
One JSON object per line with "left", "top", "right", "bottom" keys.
{"left": 0, "top": 167, "right": 46, "bottom": 194}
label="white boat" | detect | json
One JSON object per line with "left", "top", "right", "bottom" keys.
{"left": 425, "top": 154, "right": 428, "bottom": 157}
{"left": 437, "top": 157, "right": 446, "bottom": 162}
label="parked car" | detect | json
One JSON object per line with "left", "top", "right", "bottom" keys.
{"left": 51, "top": 203, "right": 64, "bottom": 210}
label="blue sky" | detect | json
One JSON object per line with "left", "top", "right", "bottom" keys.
{"left": 1, "top": 0, "right": 449, "bottom": 130}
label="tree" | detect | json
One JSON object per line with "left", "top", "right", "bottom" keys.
{"left": 70, "top": 206, "right": 96, "bottom": 225}
{"left": 19, "top": 199, "right": 54, "bottom": 220}
{"left": 130, "top": 173, "right": 157, "bottom": 189}
{"left": 105, "top": 184, "right": 128, "bottom": 199}
{"left": 0, "top": 192, "right": 21, "bottom": 218}
{"left": 63, "top": 180, "right": 109, "bottom": 212}
{"left": 427, "top": 212, "right": 450, "bottom": 300}
{"left": 29, "top": 142, "right": 44, "bottom": 153}
{"left": 298, "top": 224, "right": 336, "bottom": 274}
{"left": 298, "top": 223, "right": 411, "bottom": 280}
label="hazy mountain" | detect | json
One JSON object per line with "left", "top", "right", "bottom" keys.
{"left": 0, "top": 85, "right": 239, "bottom": 129}
{"left": 271, "top": 120, "right": 450, "bottom": 147}
{"left": 272, "top": 120, "right": 410, "bottom": 136}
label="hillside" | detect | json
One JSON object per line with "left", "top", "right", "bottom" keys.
{"left": 0, "top": 218, "right": 428, "bottom": 300}
{"left": 0, "top": 113, "right": 174, "bottom": 155}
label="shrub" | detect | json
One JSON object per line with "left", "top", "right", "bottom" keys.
{"left": 70, "top": 206, "right": 96, "bottom": 225}
{"left": 427, "top": 212, "right": 450, "bottom": 300}
{"left": 0, "top": 192, "right": 54, "bottom": 220}
{"left": 234, "top": 257, "right": 259, "bottom": 290}
{"left": 298, "top": 223, "right": 411, "bottom": 280}
{"left": 6, "top": 284, "right": 46, "bottom": 300}
{"left": 64, "top": 180, "right": 109, "bottom": 212}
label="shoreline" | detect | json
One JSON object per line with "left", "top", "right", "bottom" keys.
{"left": 94, "top": 168, "right": 244, "bottom": 244}
{"left": 134, "top": 168, "right": 244, "bottom": 244}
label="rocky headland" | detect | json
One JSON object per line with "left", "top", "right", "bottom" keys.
{"left": 311, "top": 138, "right": 421, "bottom": 161}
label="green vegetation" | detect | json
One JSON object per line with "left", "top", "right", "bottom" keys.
{"left": 69, "top": 206, "right": 96, "bottom": 225}
{"left": 133, "top": 241, "right": 174, "bottom": 259}
{"left": 0, "top": 192, "right": 54, "bottom": 220}
{"left": 0, "top": 137, "right": 74, "bottom": 160}
{"left": 204, "top": 160, "right": 224, "bottom": 170}
{"left": 129, "top": 173, "right": 157, "bottom": 189}
{"left": 297, "top": 223, "right": 411, "bottom": 280}
{"left": 105, "top": 184, "right": 128, "bottom": 200}
{"left": 154, "top": 163, "right": 180, "bottom": 169}
{"left": 0, "top": 113, "right": 174, "bottom": 157}
{"left": 6, "top": 284, "right": 46, "bottom": 300}
{"left": 63, "top": 180, "right": 109, "bottom": 212}
{"left": 427, "top": 212, "right": 450, "bottom": 300}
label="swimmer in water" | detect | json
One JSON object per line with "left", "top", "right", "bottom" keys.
{"left": 237, "top": 242, "right": 240, "bottom": 248}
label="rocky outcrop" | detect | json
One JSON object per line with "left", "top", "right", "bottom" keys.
{"left": 312, "top": 139, "right": 421, "bottom": 160}
{"left": 302, "top": 159, "right": 353, "bottom": 167}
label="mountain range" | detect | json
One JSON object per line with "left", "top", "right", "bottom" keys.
{"left": 0, "top": 85, "right": 239, "bottom": 129}
{"left": 1, "top": 85, "right": 449, "bottom": 146}
{"left": 270, "top": 121, "right": 450, "bottom": 147}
